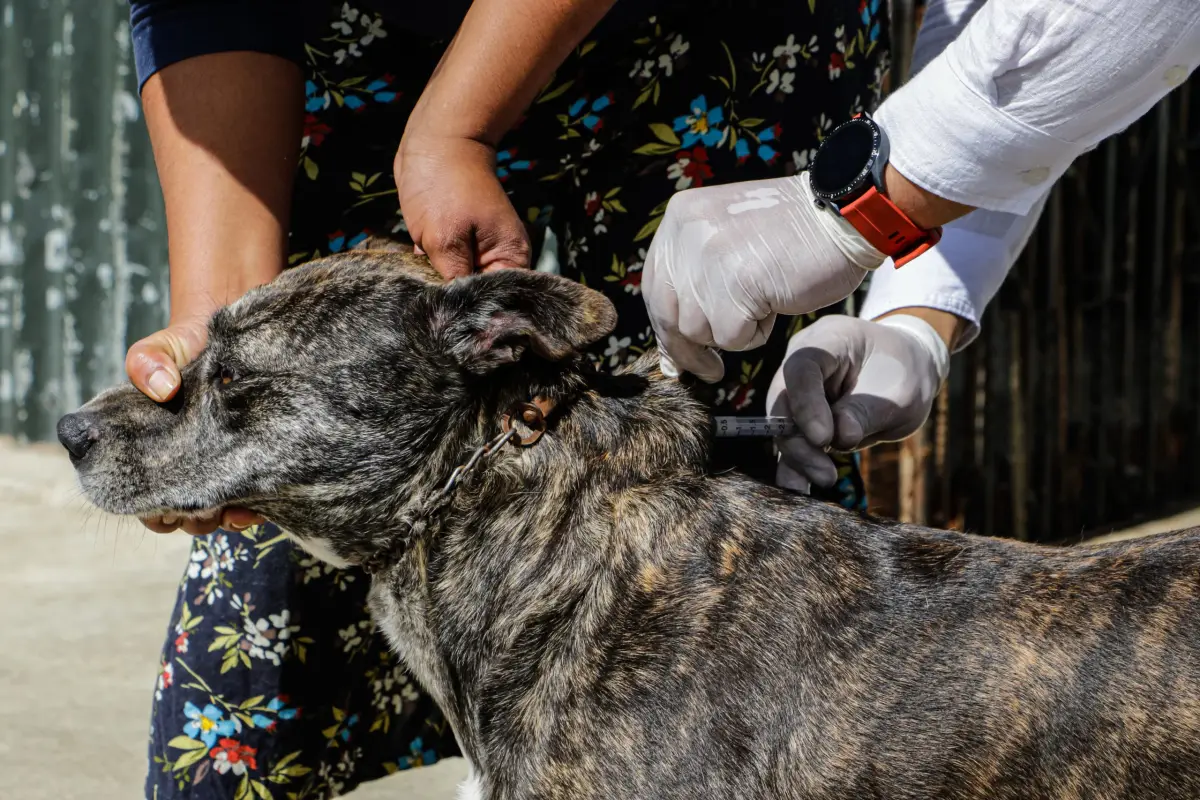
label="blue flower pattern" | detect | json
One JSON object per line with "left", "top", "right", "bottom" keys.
{"left": 183, "top": 702, "right": 240, "bottom": 748}
{"left": 673, "top": 95, "right": 725, "bottom": 148}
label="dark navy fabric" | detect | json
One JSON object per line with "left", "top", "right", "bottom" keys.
{"left": 129, "top": 0, "right": 660, "bottom": 90}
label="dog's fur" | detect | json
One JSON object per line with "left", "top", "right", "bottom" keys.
{"left": 65, "top": 245, "right": 1200, "bottom": 799}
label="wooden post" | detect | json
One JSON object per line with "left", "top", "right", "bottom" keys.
{"left": 1009, "top": 315, "right": 1028, "bottom": 541}
{"left": 898, "top": 425, "right": 928, "bottom": 525}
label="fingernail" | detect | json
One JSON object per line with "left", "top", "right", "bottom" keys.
{"left": 146, "top": 369, "right": 178, "bottom": 402}
{"left": 229, "top": 520, "right": 252, "bottom": 531}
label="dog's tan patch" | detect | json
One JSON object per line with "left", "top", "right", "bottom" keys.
{"left": 351, "top": 234, "right": 445, "bottom": 284}
{"left": 718, "top": 537, "right": 742, "bottom": 578}
{"left": 639, "top": 563, "right": 663, "bottom": 593}
{"left": 388, "top": 252, "right": 444, "bottom": 284}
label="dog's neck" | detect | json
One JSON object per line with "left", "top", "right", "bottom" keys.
{"left": 391, "top": 351, "right": 711, "bottom": 545}
{"left": 369, "top": 353, "right": 717, "bottom": 763}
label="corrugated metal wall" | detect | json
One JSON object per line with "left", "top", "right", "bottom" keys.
{"left": 0, "top": 0, "right": 168, "bottom": 443}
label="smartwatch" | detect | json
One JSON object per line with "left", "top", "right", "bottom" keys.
{"left": 808, "top": 114, "right": 941, "bottom": 267}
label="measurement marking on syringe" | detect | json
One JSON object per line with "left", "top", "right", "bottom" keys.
{"left": 711, "top": 416, "right": 797, "bottom": 438}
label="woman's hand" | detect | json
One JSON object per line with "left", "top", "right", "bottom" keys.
{"left": 134, "top": 50, "right": 302, "bottom": 536}
{"left": 394, "top": 133, "right": 531, "bottom": 279}
{"left": 394, "top": 0, "right": 617, "bottom": 278}
{"left": 125, "top": 315, "right": 208, "bottom": 404}
{"left": 125, "top": 313, "right": 265, "bottom": 536}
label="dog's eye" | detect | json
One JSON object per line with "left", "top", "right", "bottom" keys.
{"left": 217, "top": 365, "right": 238, "bottom": 386}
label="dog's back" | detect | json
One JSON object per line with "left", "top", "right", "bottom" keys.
{"left": 478, "top": 476, "right": 1200, "bottom": 800}
{"left": 729, "top": 493, "right": 1200, "bottom": 800}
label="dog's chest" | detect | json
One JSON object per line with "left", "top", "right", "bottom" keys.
{"left": 368, "top": 581, "right": 447, "bottom": 705}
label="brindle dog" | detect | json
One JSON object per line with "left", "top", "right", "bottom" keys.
{"left": 61, "top": 242, "right": 1200, "bottom": 799}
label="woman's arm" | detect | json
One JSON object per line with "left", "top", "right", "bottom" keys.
{"left": 128, "top": 51, "right": 302, "bottom": 402}
{"left": 407, "top": 0, "right": 618, "bottom": 145}
{"left": 128, "top": 50, "right": 302, "bottom": 535}
{"left": 395, "top": 0, "right": 617, "bottom": 277}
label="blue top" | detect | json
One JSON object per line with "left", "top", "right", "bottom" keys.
{"left": 130, "top": 1, "right": 656, "bottom": 91}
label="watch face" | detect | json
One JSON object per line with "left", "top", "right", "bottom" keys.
{"left": 810, "top": 117, "right": 880, "bottom": 200}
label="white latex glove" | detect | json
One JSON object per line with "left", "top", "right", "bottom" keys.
{"left": 642, "top": 172, "right": 886, "bottom": 382}
{"left": 766, "top": 314, "right": 950, "bottom": 492}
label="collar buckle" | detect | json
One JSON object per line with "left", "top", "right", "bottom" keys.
{"left": 500, "top": 397, "right": 554, "bottom": 447}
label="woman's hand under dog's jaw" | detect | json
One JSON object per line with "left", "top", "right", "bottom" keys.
{"left": 130, "top": 52, "right": 299, "bottom": 535}
{"left": 139, "top": 507, "right": 263, "bottom": 537}
{"left": 394, "top": 131, "right": 532, "bottom": 280}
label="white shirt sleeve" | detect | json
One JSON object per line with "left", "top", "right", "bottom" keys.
{"left": 859, "top": 0, "right": 1044, "bottom": 348}
{"left": 874, "top": 0, "right": 1200, "bottom": 215}
{"left": 858, "top": 197, "right": 1044, "bottom": 350}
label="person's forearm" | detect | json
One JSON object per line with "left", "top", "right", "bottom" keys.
{"left": 883, "top": 164, "right": 974, "bottom": 230}
{"left": 142, "top": 51, "right": 303, "bottom": 323}
{"left": 408, "top": 0, "right": 617, "bottom": 145}
{"left": 878, "top": 307, "right": 968, "bottom": 352}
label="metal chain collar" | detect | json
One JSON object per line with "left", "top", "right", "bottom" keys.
{"left": 360, "top": 400, "right": 552, "bottom": 575}
{"left": 431, "top": 399, "right": 551, "bottom": 503}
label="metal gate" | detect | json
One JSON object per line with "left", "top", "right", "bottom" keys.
{"left": 0, "top": 0, "right": 168, "bottom": 444}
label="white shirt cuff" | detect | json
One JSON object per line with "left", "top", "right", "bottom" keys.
{"left": 858, "top": 202, "right": 1045, "bottom": 351}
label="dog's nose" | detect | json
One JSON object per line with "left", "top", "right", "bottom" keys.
{"left": 56, "top": 412, "right": 101, "bottom": 461}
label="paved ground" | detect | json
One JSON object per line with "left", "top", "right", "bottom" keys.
{"left": 3, "top": 437, "right": 1198, "bottom": 799}
{"left": 0, "top": 439, "right": 466, "bottom": 800}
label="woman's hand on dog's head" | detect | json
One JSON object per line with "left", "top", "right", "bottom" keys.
{"left": 394, "top": 131, "right": 532, "bottom": 280}
{"left": 125, "top": 316, "right": 266, "bottom": 536}
{"left": 125, "top": 315, "right": 208, "bottom": 404}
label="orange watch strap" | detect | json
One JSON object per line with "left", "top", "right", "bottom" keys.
{"left": 839, "top": 185, "right": 942, "bottom": 267}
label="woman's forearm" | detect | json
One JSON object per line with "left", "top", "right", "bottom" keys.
{"left": 409, "top": 0, "right": 618, "bottom": 145}
{"left": 142, "top": 51, "right": 304, "bottom": 323}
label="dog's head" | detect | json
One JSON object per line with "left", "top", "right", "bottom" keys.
{"left": 60, "top": 249, "right": 616, "bottom": 556}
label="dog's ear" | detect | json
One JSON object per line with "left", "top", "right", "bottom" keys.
{"left": 436, "top": 269, "right": 618, "bottom": 373}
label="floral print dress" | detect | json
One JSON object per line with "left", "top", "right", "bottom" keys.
{"left": 147, "top": 1, "right": 889, "bottom": 797}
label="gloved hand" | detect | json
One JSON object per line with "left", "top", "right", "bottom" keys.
{"left": 642, "top": 172, "right": 886, "bottom": 382}
{"left": 766, "top": 314, "right": 950, "bottom": 492}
